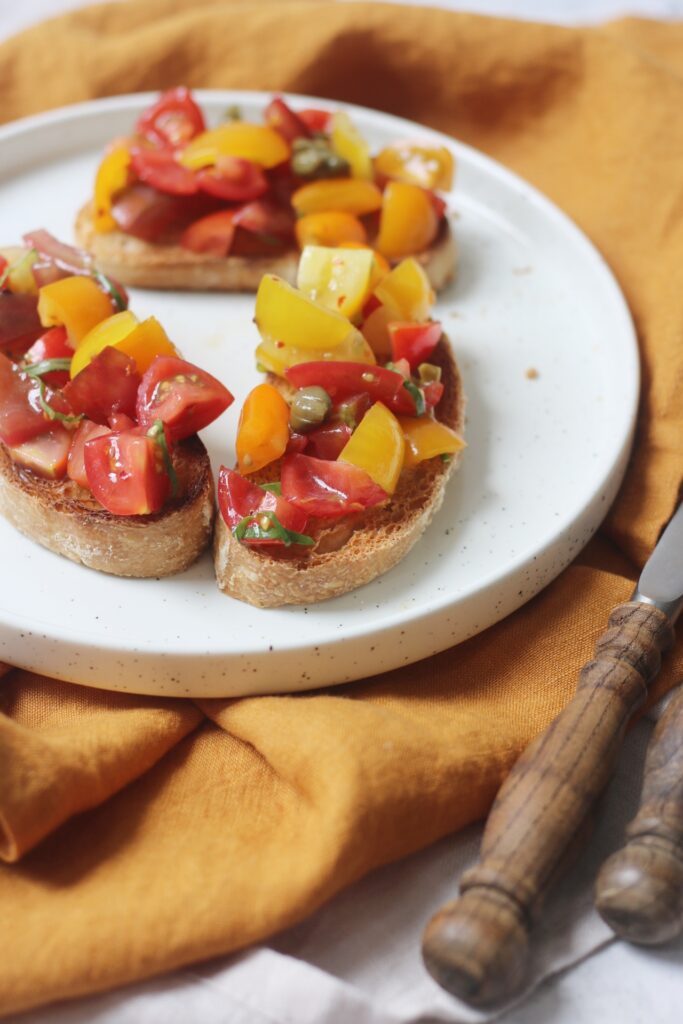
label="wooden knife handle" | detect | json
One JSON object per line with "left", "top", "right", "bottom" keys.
{"left": 422, "top": 602, "right": 674, "bottom": 1006}
{"left": 595, "top": 684, "right": 683, "bottom": 944}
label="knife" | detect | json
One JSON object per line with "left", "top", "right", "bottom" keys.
{"left": 595, "top": 681, "right": 683, "bottom": 944}
{"left": 421, "top": 500, "right": 683, "bottom": 1007}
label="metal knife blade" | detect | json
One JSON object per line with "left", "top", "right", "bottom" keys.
{"left": 633, "top": 500, "right": 683, "bottom": 622}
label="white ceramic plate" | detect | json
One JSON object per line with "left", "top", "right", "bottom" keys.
{"left": 0, "top": 91, "right": 638, "bottom": 697}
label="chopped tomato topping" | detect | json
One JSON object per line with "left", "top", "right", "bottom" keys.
{"left": 285, "top": 361, "right": 433, "bottom": 417}
{"left": 217, "top": 466, "right": 309, "bottom": 546}
{"left": 136, "top": 356, "right": 234, "bottom": 440}
{"left": 304, "top": 421, "right": 353, "bottom": 461}
{"left": 84, "top": 430, "right": 171, "bottom": 515}
{"left": 0, "top": 291, "right": 44, "bottom": 358}
{"left": 135, "top": 87, "right": 206, "bottom": 149}
{"left": 264, "top": 97, "right": 311, "bottom": 143}
{"left": 130, "top": 147, "right": 200, "bottom": 196}
{"left": 280, "top": 453, "right": 387, "bottom": 519}
{"left": 297, "top": 108, "right": 332, "bottom": 133}
{"left": 196, "top": 157, "right": 268, "bottom": 202}
{"left": 181, "top": 211, "right": 235, "bottom": 256}
{"left": 388, "top": 321, "right": 442, "bottom": 371}
{"left": 8, "top": 427, "right": 72, "bottom": 479}
{"left": 24, "top": 327, "right": 72, "bottom": 387}
{"left": 0, "top": 352, "right": 71, "bottom": 446}
{"left": 64, "top": 347, "right": 140, "bottom": 425}
{"left": 67, "top": 420, "right": 111, "bottom": 488}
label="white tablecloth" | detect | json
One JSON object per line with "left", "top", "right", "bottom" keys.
{"left": 4, "top": 2, "right": 683, "bottom": 1021}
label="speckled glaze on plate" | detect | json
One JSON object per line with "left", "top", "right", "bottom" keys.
{"left": 0, "top": 91, "right": 638, "bottom": 697}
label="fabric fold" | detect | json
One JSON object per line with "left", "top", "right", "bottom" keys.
{"left": 0, "top": 674, "right": 203, "bottom": 862}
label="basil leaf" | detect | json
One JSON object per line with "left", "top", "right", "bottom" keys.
{"left": 35, "top": 379, "right": 83, "bottom": 425}
{"left": 233, "top": 511, "right": 314, "bottom": 547}
{"left": 24, "top": 358, "right": 72, "bottom": 379}
{"left": 402, "top": 379, "right": 426, "bottom": 416}
{"left": 260, "top": 482, "right": 282, "bottom": 495}
{"left": 93, "top": 270, "right": 127, "bottom": 312}
{"left": 147, "top": 419, "right": 179, "bottom": 497}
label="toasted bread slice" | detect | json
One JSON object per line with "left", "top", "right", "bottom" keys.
{"left": 213, "top": 337, "right": 465, "bottom": 607}
{"left": 0, "top": 435, "right": 214, "bottom": 577}
{"left": 74, "top": 202, "right": 457, "bottom": 293}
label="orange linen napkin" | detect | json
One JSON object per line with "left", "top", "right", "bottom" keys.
{"left": 1, "top": 2, "right": 683, "bottom": 1016}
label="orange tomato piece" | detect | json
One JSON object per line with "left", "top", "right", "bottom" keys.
{"left": 295, "top": 211, "right": 367, "bottom": 249}
{"left": 374, "top": 142, "right": 454, "bottom": 191}
{"left": 373, "top": 257, "right": 434, "bottom": 323}
{"left": 37, "top": 276, "right": 115, "bottom": 346}
{"left": 399, "top": 416, "right": 465, "bottom": 466}
{"left": 360, "top": 304, "right": 396, "bottom": 360}
{"left": 236, "top": 382, "right": 291, "bottom": 475}
{"left": 292, "top": 179, "right": 382, "bottom": 216}
{"left": 71, "top": 311, "right": 177, "bottom": 378}
{"left": 376, "top": 182, "right": 439, "bottom": 260}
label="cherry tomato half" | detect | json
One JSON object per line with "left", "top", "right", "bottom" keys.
{"left": 264, "top": 97, "right": 311, "bottom": 143}
{"left": 84, "top": 429, "right": 171, "bottom": 515}
{"left": 0, "top": 352, "right": 71, "bottom": 446}
{"left": 304, "top": 421, "right": 353, "bottom": 461}
{"left": 231, "top": 200, "right": 295, "bottom": 240}
{"left": 130, "top": 147, "right": 199, "bottom": 196}
{"left": 136, "top": 356, "right": 234, "bottom": 440}
{"left": 8, "top": 427, "right": 72, "bottom": 479}
{"left": 24, "top": 326, "right": 72, "bottom": 388}
{"left": 135, "top": 87, "right": 206, "bottom": 149}
{"left": 388, "top": 321, "right": 442, "bottom": 371}
{"left": 181, "top": 211, "right": 235, "bottom": 256}
{"left": 280, "top": 453, "right": 387, "bottom": 519}
{"left": 297, "top": 108, "right": 332, "bottom": 134}
{"left": 67, "top": 419, "right": 111, "bottom": 488}
{"left": 285, "top": 361, "right": 430, "bottom": 416}
{"left": 0, "top": 291, "right": 44, "bottom": 359}
{"left": 64, "top": 346, "right": 140, "bottom": 425}
{"left": 196, "top": 156, "right": 268, "bottom": 202}
{"left": 217, "top": 466, "right": 309, "bottom": 545}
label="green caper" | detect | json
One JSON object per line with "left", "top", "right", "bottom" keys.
{"left": 291, "top": 138, "right": 350, "bottom": 180}
{"left": 289, "top": 386, "right": 332, "bottom": 432}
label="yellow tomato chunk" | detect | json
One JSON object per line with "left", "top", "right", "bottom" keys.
{"left": 255, "top": 274, "right": 361, "bottom": 352}
{"left": 331, "top": 111, "right": 373, "bottom": 180}
{"left": 297, "top": 245, "right": 375, "bottom": 320}
{"left": 236, "top": 383, "right": 290, "bottom": 475}
{"left": 37, "top": 275, "right": 114, "bottom": 346}
{"left": 373, "top": 257, "right": 434, "bottom": 322}
{"left": 399, "top": 416, "right": 465, "bottom": 467}
{"left": 292, "top": 179, "right": 382, "bottom": 217}
{"left": 339, "top": 402, "right": 405, "bottom": 494}
{"left": 360, "top": 304, "right": 395, "bottom": 360}
{"left": 71, "top": 312, "right": 177, "bottom": 378}
{"left": 295, "top": 211, "right": 367, "bottom": 249}
{"left": 255, "top": 332, "right": 375, "bottom": 377}
{"left": 375, "top": 142, "right": 454, "bottom": 191}
{"left": 179, "top": 123, "right": 290, "bottom": 169}
{"left": 376, "top": 182, "right": 439, "bottom": 260}
{"left": 94, "top": 144, "right": 131, "bottom": 232}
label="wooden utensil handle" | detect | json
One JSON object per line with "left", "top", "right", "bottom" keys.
{"left": 422, "top": 602, "right": 673, "bottom": 1007}
{"left": 595, "top": 684, "right": 683, "bottom": 943}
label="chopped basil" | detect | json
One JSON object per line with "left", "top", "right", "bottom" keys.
{"left": 24, "top": 358, "right": 72, "bottom": 379}
{"left": 260, "top": 482, "right": 282, "bottom": 495}
{"left": 35, "top": 379, "right": 83, "bottom": 424}
{"left": 234, "top": 511, "right": 314, "bottom": 547}
{"left": 440, "top": 453, "right": 453, "bottom": 463}
{"left": 402, "top": 379, "right": 426, "bottom": 416}
{"left": 147, "top": 419, "right": 179, "bottom": 497}
{"left": 224, "top": 104, "right": 242, "bottom": 121}
{"left": 92, "top": 270, "right": 127, "bottom": 312}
